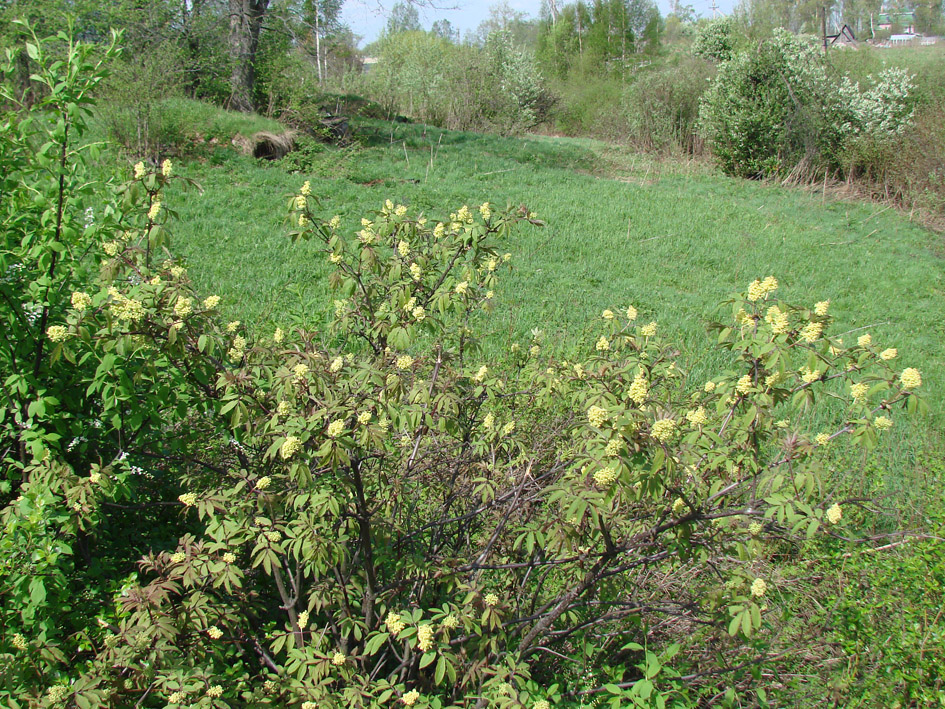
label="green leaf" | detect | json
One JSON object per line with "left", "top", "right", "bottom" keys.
{"left": 419, "top": 650, "right": 436, "bottom": 668}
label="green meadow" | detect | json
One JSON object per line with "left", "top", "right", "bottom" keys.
{"left": 169, "top": 119, "right": 945, "bottom": 426}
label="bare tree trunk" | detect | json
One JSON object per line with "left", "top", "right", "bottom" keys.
{"left": 228, "top": 0, "right": 270, "bottom": 112}
{"left": 314, "top": 1, "right": 323, "bottom": 84}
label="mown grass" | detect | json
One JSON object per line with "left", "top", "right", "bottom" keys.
{"left": 169, "top": 119, "right": 944, "bottom": 429}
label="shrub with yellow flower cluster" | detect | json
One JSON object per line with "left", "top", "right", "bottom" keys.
{"left": 7, "top": 69, "right": 927, "bottom": 709}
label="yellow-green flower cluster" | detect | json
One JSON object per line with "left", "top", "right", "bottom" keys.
{"left": 604, "top": 439, "right": 621, "bottom": 457}
{"left": 880, "top": 348, "right": 897, "bottom": 360}
{"left": 203, "top": 295, "right": 220, "bottom": 310}
{"left": 815, "top": 432, "right": 831, "bottom": 446}
{"left": 410, "top": 262, "right": 422, "bottom": 281}
{"left": 174, "top": 297, "right": 193, "bottom": 318}
{"left": 765, "top": 305, "right": 789, "bottom": 334}
{"left": 280, "top": 436, "right": 302, "bottom": 459}
{"left": 223, "top": 552, "right": 236, "bottom": 564}
{"left": 747, "top": 276, "right": 778, "bottom": 301}
{"left": 595, "top": 336, "right": 610, "bottom": 351}
{"left": 899, "top": 368, "right": 921, "bottom": 389}
{"left": 412, "top": 305, "right": 426, "bottom": 321}
{"left": 228, "top": 335, "right": 247, "bottom": 363}
{"left": 386, "top": 611, "right": 406, "bottom": 635}
{"left": 800, "top": 366, "right": 820, "bottom": 384}
{"left": 178, "top": 493, "right": 197, "bottom": 507}
{"left": 858, "top": 333, "right": 872, "bottom": 347}
{"left": 672, "top": 497, "right": 687, "bottom": 515}
{"left": 332, "top": 651, "right": 346, "bottom": 666}
{"left": 593, "top": 465, "right": 618, "bottom": 487}
{"left": 484, "top": 593, "right": 499, "bottom": 607}
{"left": 440, "top": 614, "right": 459, "bottom": 630}
{"left": 602, "top": 309, "right": 615, "bottom": 320}
{"left": 206, "top": 686, "right": 223, "bottom": 698}
{"left": 640, "top": 321, "right": 657, "bottom": 337}
{"left": 170, "top": 551, "right": 186, "bottom": 563}
{"left": 47, "top": 686, "right": 69, "bottom": 703}
{"left": 207, "top": 626, "right": 223, "bottom": 639}
{"left": 330, "top": 356, "right": 344, "bottom": 373}
{"left": 46, "top": 325, "right": 68, "bottom": 342}
{"left": 148, "top": 200, "right": 162, "bottom": 221}
{"left": 651, "top": 418, "right": 677, "bottom": 443}
{"left": 327, "top": 420, "right": 345, "bottom": 438}
{"left": 736, "top": 374, "right": 753, "bottom": 395}
{"left": 134, "top": 161, "right": 146, "bottom": 179}
{"left": 402, "top": 690, "right": 421, "bottom": 707}
{"left": 587, "top": 405, "right": 608, "bottom": 428}
{"left": 473, "top": 365, "right": 488, "bottom": 383}
{"left": 750, "top": 578, "right": 767, "bottom": 597}
{"left": 298, "top": 610, "right": 309, "bottom": 629}
{"left": 108, "top": 289, "right": 145, "bottom": 322}
{"left": 826, "top": 503, "right": 842, "bottom": 524}
{"left": 417, "top": 624, "right": 435, "bottom": 652}
{"left": 850, "top": 382, "right": 868, "bottom": 401}
{"left": 396, "top": 355, "right": 414, "bottom": 370}
{"left": 161, "top": 159, "right": 173, "bottom": 177}
{"left": 800, "top": 321, "right": 823, "bottom": 343}
{"left": 628, "top": 372, "right": 648, "bottom": 404}
{"left": 685, "top": 406, "right": 708, "bottom": 426}
{"left": 814, "top": 300, "right": 829, "bottom": 316}
{"left": 501, "top": 421, "right": 516, "bottom": 437}
{"left": 11, "top": 633, "right": 28, "bottom": 651}
{"left": 873, "top": 415, "right": 892, "bottom": 430}
{"left": 454, "top": 280, "right": 469, "bottom": 295}
{"left": 479, "top": 202, "right": 491, "bottom": 219}
{"left": 626, "top": 305, "right": 638, "bottom": 321}
{"left": 256, "top": 476, "right": 271, "bottom": 490}
{"left": 71, "top": 291, "right": 92, "bottom": 311}
{"left": 293, "top": 363, "right": 309, "bottom": 382}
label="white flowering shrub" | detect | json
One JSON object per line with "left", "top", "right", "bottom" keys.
{"left": 0, "top": 27, "right": 929, "bottom": 709}
{"left": 482, "top": 30, "right": 547, "bottom": 136}
{"left": 692, "top": 17, "right": 738, "bottom": 63}
{"left": 699, "top": 30, "right": 915, "bottom": 179}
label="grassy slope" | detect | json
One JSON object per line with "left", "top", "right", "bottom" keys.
{"left": 151, "top": 112, "right": 945, "bottom": 703}
{"left": 170, "top": 120, "right": 945, "bottom": 429}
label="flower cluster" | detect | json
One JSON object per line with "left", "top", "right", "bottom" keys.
{"left": 280, "top": 436, "right": 302, "bottom": 459}
{"left": 747, "top": 276, "right": 778, "bottom": 301}
{"left": 386, "top": 612, "right": 406, "bottom": 635}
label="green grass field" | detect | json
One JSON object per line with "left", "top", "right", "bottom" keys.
{"left": 168, "top": 119, "right": 944, "bottom": 428}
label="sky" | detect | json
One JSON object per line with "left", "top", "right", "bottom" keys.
{"left": 341, "top": 0, "right": 738, "bottom": 47}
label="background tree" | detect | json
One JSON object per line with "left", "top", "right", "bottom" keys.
{"left": 386, "top": 1, "right": 422, "bottom": 34}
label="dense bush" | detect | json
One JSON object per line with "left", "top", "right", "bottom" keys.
{"left": 692, "top": 17, "right": 738, "bottom": 63}
{"left": 356, "top": 29, "right": 550, "bottom": 135}
{"left": 699, "top": 30, "right": 916, "bottom": 179}
{"left": 624, "top": 55, "right": 714, "bottom": 154}
{"left": 0, "top": 27, "right": 932, "bottom": 709}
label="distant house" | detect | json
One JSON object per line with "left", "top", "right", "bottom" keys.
{"left": 362, "top": 57, "right": 379, "bottom": 73}
{"left": 877, "top": 11, "right": 916, "bottom": 33}
{"left": 888, "top": 33, "right": 920, "bottom": 44}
